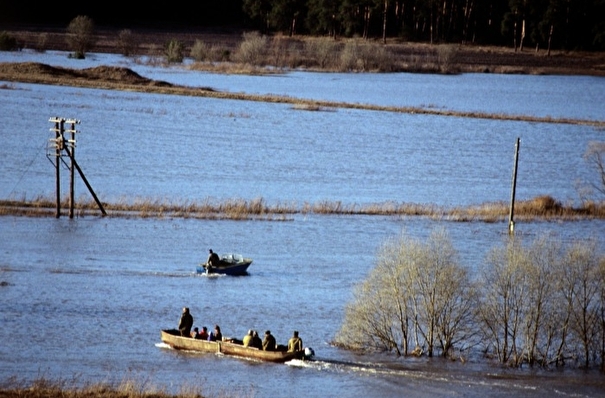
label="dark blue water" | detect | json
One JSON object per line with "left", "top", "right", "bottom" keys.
{"left": 1, "top": 51, "right": 604, "bottom": 397}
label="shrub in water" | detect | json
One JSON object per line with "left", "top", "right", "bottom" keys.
{"left": 0, "top": 31, "right": 18, "bottom": 51}
{"left": 233, "top": 31, "right": 267, "bottom": 65}
{"left": 165, "top": 39, "right": 184, "bottom": 63}
{"left": 118, "top": 29, "right": 137, "bottom": 56}
{"left": 66, "top": 15, "right": 96, "bottom": 59}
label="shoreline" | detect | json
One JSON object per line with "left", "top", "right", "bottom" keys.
{"left": 3, "top": 25, "right": 605, "bottom": 77}
{"left": 0, "top": 62, "right": 604, "bottom": 129}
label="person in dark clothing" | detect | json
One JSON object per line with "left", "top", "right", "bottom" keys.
{"left": 209, "top": 324, "right": 223, "bottom": 341}
{"left": 262, "top": 330, "right": 276, "bottom": 351}
{"left": 178, "top": 307, "right": 193, "bottom": 337}
{"left": 251, "top": 330, "right": 262, "bottom": 349}
{"left": 207, "top": 249, "right": 220, "bottom": 267}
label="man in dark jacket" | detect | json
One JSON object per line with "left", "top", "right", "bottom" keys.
{"left": 178, "top": 307, "right": 193, "bottom": 337}
{"left": 262, "top": 330, "right": 276, "bottom": 351}
{"left": 207, "top": 249, "right": 220, "bottom": 267}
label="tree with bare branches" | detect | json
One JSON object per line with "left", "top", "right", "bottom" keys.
{"left": 335, "top": 229, "right": 475, "bottom": 359}
{"left": 583, "top": 141, "right": 605, "bottom": 198}
{"left": 66, "top": 15, "right": 96, "bottom": 59}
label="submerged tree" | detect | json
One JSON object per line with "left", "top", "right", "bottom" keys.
{"left": 335, "top": 228, "right": 475, "bottom": 358}
{"left": 583, "top": 141, "right": 605, "bottom": 199}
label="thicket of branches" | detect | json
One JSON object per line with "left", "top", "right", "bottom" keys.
{"left": 2, "top": 1, "right": 604, "bottom": 50}
{"left": 335, "top": 229, "right": 605, "bottom": 369}
{"left": 242, "top": 0, "right": 605, "bottom": 50}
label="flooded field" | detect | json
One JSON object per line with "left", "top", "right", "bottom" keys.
{"left": 1, "top": 51, "right": 604, "bottom": 397}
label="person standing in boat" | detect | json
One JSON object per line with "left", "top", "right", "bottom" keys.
{"left": 207, "top": 249, "right": 220, "bottom": 268}
{"left": 262, "top": 330, "right": 276, "bottom": 351}
{"left": 178, "top": 307, "right": 193, "bottom": 337}
{"left": 287, "top": 330, "right": 303, "bottom": 352}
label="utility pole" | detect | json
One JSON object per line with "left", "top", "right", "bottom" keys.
{"left": 48, "top": 117, "right": 107, "bottom": 217}
{"left": 508, "top": 137, "right": 520, "bottom": 235}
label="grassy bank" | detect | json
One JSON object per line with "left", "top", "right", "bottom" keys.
{"left": 1, "top": 195, "right": 603, "bottom": 222}
{"left": 0, "top": 62, "right": 603, "bottom": 128}
{"left": 0, "top": 377, "right": 209, "bottom": 398}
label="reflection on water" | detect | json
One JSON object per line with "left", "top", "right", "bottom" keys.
{"left": 1, "top": 50, "right": 604, "bottom": 398}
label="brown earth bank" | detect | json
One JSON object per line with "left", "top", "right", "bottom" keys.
{"left": 3, "top": 24, "right": 605, "bottom": 76}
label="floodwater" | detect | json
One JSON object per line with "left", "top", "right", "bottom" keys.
{"left": 1, "top": 50, "right": 604, "bottom": 397}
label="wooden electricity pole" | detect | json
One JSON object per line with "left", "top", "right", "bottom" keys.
{"left": 508, "top": 137, "right": 520, "bottom": 235}
{"left": 52, "top": 119, "right": 63, "bottom": 218}
{"left": 48, "top": 117, "right": 107, "bottom": 218}
{"left": 67, "top": 120, "right": 77, "bottom": 218}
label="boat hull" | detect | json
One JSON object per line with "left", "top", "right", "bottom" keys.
{"left": 196, "top": 259, "right": 252, "bottom": 275}
{"left": 160, "top": 329, "right": 305, "bottom": 363}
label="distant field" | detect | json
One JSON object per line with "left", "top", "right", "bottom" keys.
{"left": 4, "top": 25, "right": 605, "bottom": 76}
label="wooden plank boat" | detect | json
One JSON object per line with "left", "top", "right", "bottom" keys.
{"left": 196, "top": 253, "right": 253, "bottom": 276}
{"left": 160, "top": 329, "right": 306, "bottom": 363}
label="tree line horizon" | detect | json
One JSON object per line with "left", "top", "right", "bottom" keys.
{"left": 1, "top": 0, "right": 604, "bottom": 51}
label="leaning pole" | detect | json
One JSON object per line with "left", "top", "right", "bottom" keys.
{"left": 49, "top": 117, "right": 106, "bottom": 217}
{"left": 508, "top": 137, "right": 520, "bottom": 235}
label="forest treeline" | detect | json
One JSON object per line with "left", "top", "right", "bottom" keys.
{"left": 1, "top": 1, "right": 604, "bottom": 51}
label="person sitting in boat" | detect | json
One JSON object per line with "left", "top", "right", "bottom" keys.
{"left": 207, "top": 249, "right": 221, "bottom": 268}
{"left": 287, "top": 330, "right": 303, "bottom": 352}
{"left": 197, "top": 326, "right": 209, "bottom": 340}
{"left": 178, "top": 307, "right": 193, "bottom": 337}
{"left": 251, "top": 330, "right": 263, "bottom": 349}
{"left": 208, "top": 324, "right": 223, "bottom": 341}
{"left": 242, "top": 330, "right": 253, "bottom": 347}
{"left": 262, "top": 330, "right": 276, "bottom": 351}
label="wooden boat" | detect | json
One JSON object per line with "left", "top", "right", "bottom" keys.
{"left": 196, "top": 253, "right": 253, "bottom": 276}
{"left": 160, "top": 329, "right": 308, "bottom": 363}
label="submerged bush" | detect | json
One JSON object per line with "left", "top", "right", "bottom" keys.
{"left": 0, "top": 31, "right": 18, "bottom": 51}
{"left": 337, "top": 230, "right": 605, "bottom": 368}
{"left": 165, "top": 39, "right": 184, "bottom": 63}
{"left": 66, "top": 15, "right": 96, "bottom": 59}
{"left": 304, "top": 38, "right": 337, "bottom": 68}
{"left": 233, "top": 31, "right": 267, "bottom": 65}
{"left": 118, "top": 29, "right": 137, "bottom": 56}
{"left": 190, "top": 39, "right": 210, "bottom": 61}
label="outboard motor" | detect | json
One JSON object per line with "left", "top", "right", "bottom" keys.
{"left": 304, "top": 347, "right": 315, "bottom": 360}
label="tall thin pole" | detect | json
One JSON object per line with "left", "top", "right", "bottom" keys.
{"left": 68, "top": 121, "right": 76, "bottom": 218}
{"left": 509, "top": 137, "right": 520, "bottom": 235}
{"left": 55, "top": 120, "right": 63, "bottom": 218}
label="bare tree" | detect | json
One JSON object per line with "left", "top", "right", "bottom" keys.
{"left": 522, "top": 235, "right": 560, "bottom": 366}
{"left": 583, "top": 141, "right": 605, "bottom": 198}
{"left": 66, "top": 15, "right": 96, "bottom": 59}
{"left": 117, "top": 29, "right": 137, "bottom": 57}
{"left": 478, "top": 237, "right": 531, "bottom": 366}
{"left": 560, "top": 241, "right": 601, "bottom": 368}
{"left": 599, "top": 257, "right": 605, "bottom": 371}
{"left": 335, "top": 235, "right": 415, "bottom": 355}
{"left": 336, "top": 228, "right": 474, "bottom": 359}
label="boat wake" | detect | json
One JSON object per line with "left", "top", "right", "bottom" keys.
{"left": 285, "top": 357, "right": 547, "bottom": 394}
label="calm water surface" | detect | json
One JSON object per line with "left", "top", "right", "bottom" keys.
{"left": 1, "top": 51, "right": 604, "bottom": 397}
